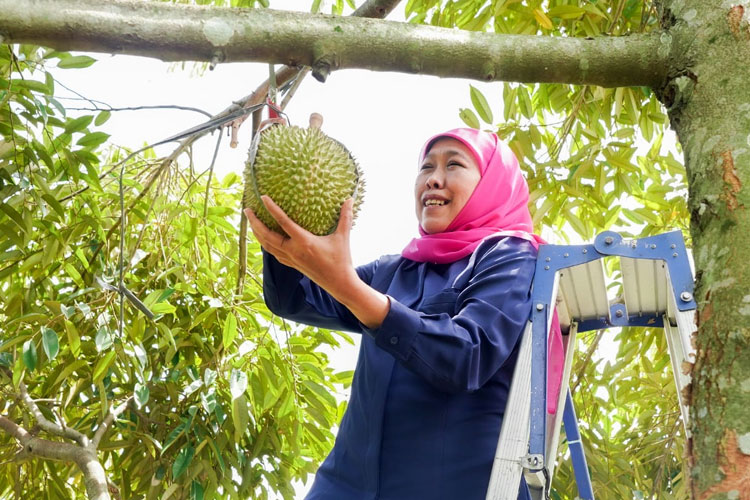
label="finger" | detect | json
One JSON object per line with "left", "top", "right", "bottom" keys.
{"left": 261, "top": 196, "right": 308, "bottom": 239}
{"left": 335, "top": 198, "right": 354, "bottom": 236}
{"left": 245, "top": 208, "right": 286, "bottom": 253}
{"left": 244, "top": 208, "right": 270, "bottom": 239}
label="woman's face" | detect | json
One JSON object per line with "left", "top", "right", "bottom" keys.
{"left": 414, "top": 137, "right": 482, "bottom": 234}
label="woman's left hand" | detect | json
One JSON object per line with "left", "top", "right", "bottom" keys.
{"left": 244, "top": 196, "right": 358, "bottom": 298}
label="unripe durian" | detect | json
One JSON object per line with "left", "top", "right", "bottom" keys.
{"left": 243, "top": 123, "right": 364, "bottom": 236}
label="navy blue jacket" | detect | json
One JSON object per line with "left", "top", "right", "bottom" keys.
{"left": 262, "top": 236, "right": 536, "bottom": 500}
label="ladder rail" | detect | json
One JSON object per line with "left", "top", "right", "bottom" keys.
{"left": 562, "top": 390, "right": 595, "bottom": 500}
{"left": 485, "top": 322, "right": 533, "bottom": 500}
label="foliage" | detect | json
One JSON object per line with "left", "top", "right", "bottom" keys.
{"left": 0, "top": 43, "right": 351, "bottom": 499}
{"left": 434, "top": 0, "right": 691, "bottom": 498}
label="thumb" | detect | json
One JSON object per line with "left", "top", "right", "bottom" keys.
{"left": 336, "top": 199, "right": 354, "bottom": 236}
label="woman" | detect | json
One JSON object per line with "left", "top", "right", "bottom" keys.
{"left": 245, "top": 127, "right": 561, "bottom": 500}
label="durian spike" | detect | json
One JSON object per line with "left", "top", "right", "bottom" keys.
{"left": 309, "top": 112, "right": 324, "bottom": 130}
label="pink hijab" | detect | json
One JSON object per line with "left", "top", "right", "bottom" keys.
{"left": 402, "top": 128, "right": 563, "bottom": 414}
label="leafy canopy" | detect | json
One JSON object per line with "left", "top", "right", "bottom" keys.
{"left": 0, "top": 43, "right": 352, "bottom": 499}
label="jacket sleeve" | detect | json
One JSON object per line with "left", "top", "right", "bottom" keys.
{"left": 262, "top": 251, "right": 379, "bottom": 333}
{"left": 365, "top": 238, "right": 536, "bottom": 394}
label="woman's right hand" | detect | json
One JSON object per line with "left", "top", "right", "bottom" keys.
{"left": 245, "top": 196, "right": 390, "bottom": 329}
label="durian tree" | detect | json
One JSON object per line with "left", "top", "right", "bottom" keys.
{"left": 0, "top": 0, "right": 749, "bottom": 499}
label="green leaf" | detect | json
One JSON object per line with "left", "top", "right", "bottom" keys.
{"left": 222, "top": 313, "right": 237, "bottom": 349}
{"left": 458, "top": 108, "right": 480, "bottom": 129}
{"left": 150, "top": 302, "right": 176, "bottom": 315}
{"left": 52, "top": 359, "right": 88, "bottom": 388}
{"left": 172, "top": 444, "right": 195, "bottom": 480}
{"left": 57, "top": 55, "right": 97, "bottom": 69}
{"left": 95, "top": 327, "right": 113, "bottom": 352}
{"left": 12, "top": 79, "right": 50, "bottom": 94}
{"left": 229, "top": 369, "right": 247, "bottom": 400}
{"left": 0, "top": 203, "right": 28, "bottom": 233}
{"left": 232, "top": 395, "right": 250, "bottom": 443}
{"left": 76, "top": 131, "right": 110, "bottom": 149}
{"left": 13, "top": 355, "right": 24, "bottom": 387}
{"left": 64, "top": 263, "right": 84, "bottom": 287}
{"left": 190, "top": 481, "right": 205, "bottom": 500}
{"left": 60, "top": 304, "right": 76, "bottom": 319}
{"left": 22, "top": 340, "right": 37, "bottom": 372}
{"left": 303, "top": 380, "right": 337, "bottom": 407}
{"left": 162, "top": 422, "right": 187, "bottom": 455}
{"left": 42, "top": 328, "right": 59, "bottom": 361}
{"left": 65, "top": 320, "right": 81, "bottom": 357}
{"left": 134, "top": 382, "right": 150, "bottom": 408}
{"left": 94, "top": 110, "right": 111, "bottom": 126}
{"left": 92, "top": 350, "right": 116, "bottom": 384}
{"left": 42, "top": 194, "right": 66, "bottom": 218}
{"left": 469, "top": 85, "right": 494, "bottom": 124}
{"left": 64, "top": 115, "right": 94, "bottom": 134}
{"left": 547, "top": 5, "right": 586, "bottom": 19}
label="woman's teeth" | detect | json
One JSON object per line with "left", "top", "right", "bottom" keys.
{"left": 425, "top": 199, "right": 447, "bottom": 206}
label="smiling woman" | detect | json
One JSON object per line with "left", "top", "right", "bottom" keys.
{"left": 245, "top": 127, "right": 563, "bottom": 500}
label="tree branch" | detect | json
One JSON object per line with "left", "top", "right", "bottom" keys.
{"left": 92, "top": 398, "right": 133, "bottom": 449}
{"left": 0, "top": 416, "right": 29, "bottom": 443}
{"left": 18, "top": 383, "right": 89, "bottom": 447}
{"left": 0, "top": 415, "right": 83, "bottom": 463}
{"left": 0, "top": 0, "right": 669, "bottom": 88}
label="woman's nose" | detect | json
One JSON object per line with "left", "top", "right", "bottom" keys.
{"left": 425, "top": 169, "right": 444, "bottom": 188}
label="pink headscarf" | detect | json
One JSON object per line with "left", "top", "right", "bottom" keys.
{"left": 402, "top": 128, "right": 563, "bottom": 414}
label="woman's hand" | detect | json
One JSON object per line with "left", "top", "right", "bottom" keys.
{"left": 245, "top": 196, "right": 390, "bottom": 328}
{"left": 246, "top": 195, "right": 356, "bottom": 295}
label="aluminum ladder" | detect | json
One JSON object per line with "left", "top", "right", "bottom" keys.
{"left": 485, "top": 230, "right": 697, "bottom": 500}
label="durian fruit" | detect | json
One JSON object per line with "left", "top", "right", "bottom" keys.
{"left": 243, "top": 115, "right": 364, "bottom": 236}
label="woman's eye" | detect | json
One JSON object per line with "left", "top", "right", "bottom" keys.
{"left": 420, "top": 164, "right": 433, "bottom": 171}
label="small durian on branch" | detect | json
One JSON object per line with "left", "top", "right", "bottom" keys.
{"left": 243, "top": 113, "right": 365, "bottom": 236}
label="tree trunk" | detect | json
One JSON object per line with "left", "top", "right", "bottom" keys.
{"left": 656, "top": 0, "right": 750, "bottom": 497}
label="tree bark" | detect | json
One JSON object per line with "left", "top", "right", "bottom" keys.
{"left": 654, "top": 0, "right": 750, "bottom": 498}
{"left": 0, "top": 0, "right": 668, "bottom": 87}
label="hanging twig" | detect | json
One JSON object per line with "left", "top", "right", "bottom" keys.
{"left": 202, "top": 131, "right": 224, "bottom": 268}
{"left": 64, "top": 104, "right": 212, "bottom": 117}
{"left": 280, "top": 68, "right": 310, "bottom": 111}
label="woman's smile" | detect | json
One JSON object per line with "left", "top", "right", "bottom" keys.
{"left": 422, "top": 194, "right": 449, "bottom": 207}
